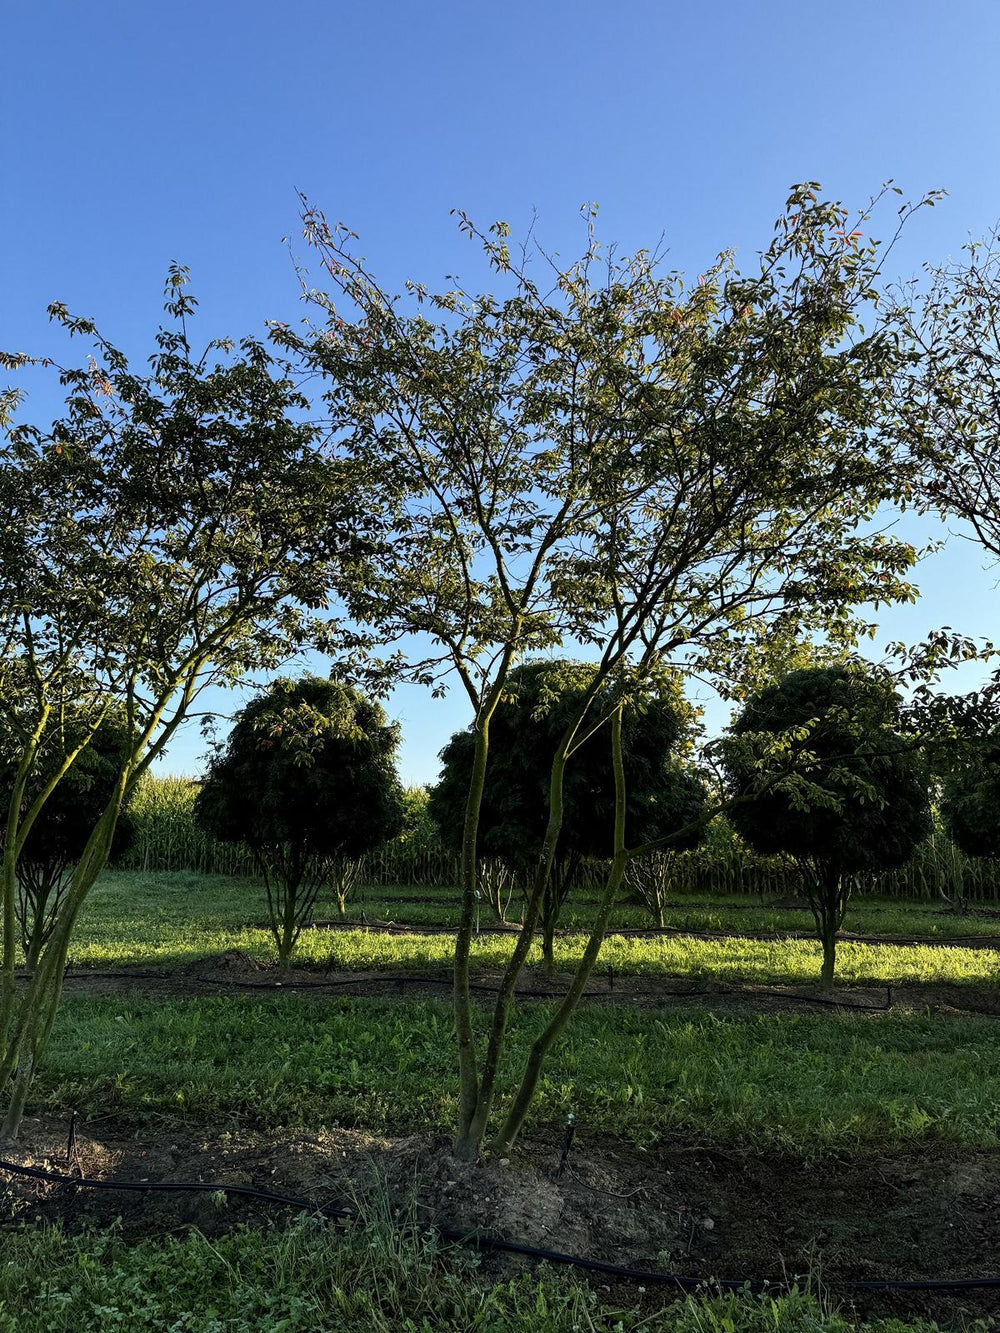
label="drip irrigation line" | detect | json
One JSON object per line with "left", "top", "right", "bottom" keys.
{"left": 188, "top": 972, "right": 893, "bottom": 1012}
{"left": 192, "top": 973, "right": 614, "bottom": 999}
{"left": 49, "top": 964, "right": 896, "bottom": 1012}
{"left": 2, "top": 1155, "right": 998, "bottom": 1295}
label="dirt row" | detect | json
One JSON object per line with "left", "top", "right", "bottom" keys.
{"left": 51, "top": 952, "right": 1000, "bottom": 1021}
{"left": 3, "top": 1114, "right": 999, "bottom": 1324}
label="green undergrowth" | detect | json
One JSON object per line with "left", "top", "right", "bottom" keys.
{"left": 67, "top": 874, "right": 1000, "bottom": 986}
{"left": 0, "top": 1214, "right": 964, "bottom": 1333}
{"left": 36, "top": 994, "right": 1000, "bottom": 1150}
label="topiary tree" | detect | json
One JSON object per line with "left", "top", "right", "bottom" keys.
{"left": 722, "top": 665, "right": 931, "bottom": 986}
{"left": 941, "top": 744, "right": 1000, "bottom": 862}
{"left": 0, "top": 710, "right": 133, "bottom": 968}
{"left": 429, "top": 660, "right": 708, "bottom": 966}
{"left": 195, "top": 676, "right": 405, "bottom": 962}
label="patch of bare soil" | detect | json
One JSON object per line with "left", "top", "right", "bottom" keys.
{"left": 2, "top": 1118, "right": 999, "bottom": 1323}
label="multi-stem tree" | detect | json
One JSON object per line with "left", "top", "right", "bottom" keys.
{"left": 0, "top": 702, "right": 134, "bottom": 967}
{"left": 194, "top": 675, "right": 405, "bottom": 961}
{"left": 287, "top": 181, "right": 936, "bottom": 1160}
{"left": 0, "top": 272, "right": 360, "bottom": 1136}
{"left": 428, "top": 658, "right": 707, "bottom": 967}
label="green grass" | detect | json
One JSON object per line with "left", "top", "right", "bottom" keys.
{"left": 35, "top": 992, "right": 1000, "bottom": 1150}
{"left": 362, "top": 881, "right": 1000, "bottom": 941}
{"left": 68, "top": 872, "right": 1000, "bottom": 987}
{"left": 0, "top": 1215, "right": 959, "bottom": 1333}
{"left": 11, "top": 870, "right": 1000, "bottom": 1329}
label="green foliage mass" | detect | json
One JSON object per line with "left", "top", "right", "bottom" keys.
{"left": 723, "top": 667, "right": 931, "bottom": 876}
{"left": 1, "top": 707, "right": 136, "bottom": 875}
{"left": 429, "top": 660, "right": 708, "bottom": 866}
{"left": 941, "top": 745, "right": 1000, "bottom": 859}
{"left": 195, "top": 676, "right": 405, "bottom": 861}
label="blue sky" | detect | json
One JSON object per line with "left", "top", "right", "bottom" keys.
{"left": 3, "top": 0, "right": 999, "bottom": 785}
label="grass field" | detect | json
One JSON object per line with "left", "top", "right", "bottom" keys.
{"left": 68, "top": 872, "right": 1000, "bottom": 988}
{"left": 32, "top": 991, "right": 1000, "bottom": 1149}
{"left": 9, "top": 868, "right": 1000, "bottom": 1332}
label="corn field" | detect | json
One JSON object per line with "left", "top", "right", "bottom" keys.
{"left": 115, "top": 776, "right": 1000, "bottom": 902}
{"left": 118, "top": 775, "right": 256, "bottom": 878}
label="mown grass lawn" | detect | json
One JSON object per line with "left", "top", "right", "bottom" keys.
{"left": 69, "top": 872, "right": 1000, "bottom": 987}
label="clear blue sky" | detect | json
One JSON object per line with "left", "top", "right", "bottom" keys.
{"left": 3, "top": 1, "right": 999, "bottom": 785}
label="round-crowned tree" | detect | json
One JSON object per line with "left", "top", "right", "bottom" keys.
{"left": 428, "top": 660, "right": 708, "bottom": 962}
{"left": 195, "top": 676, "right": 405, "bottom": 962}
{"left": 941, "top": 744, "right": 1000, "bottom": 861}
{"left": 722, "top": 665, "right": 931, "bottom": 986}
{"left": 0, "top": 711, "right": 134, "bottom": 967}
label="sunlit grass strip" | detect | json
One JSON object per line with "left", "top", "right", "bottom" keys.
{"left": 70, "top": 895, "right": 1000, "bottom": 988}
{"left": 38, "top": 993, "right": 1000, "bottom": 1150}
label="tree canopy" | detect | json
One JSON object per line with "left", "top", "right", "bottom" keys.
{"left": 941, "top": 745, "right": 1000, "bottom": 860}
{"left": 429, "top": 659, "right": 707, "bottom": 870}
{"left": 723, "top": 666, "right": 931, "bottom": 872}
{"left": 722, "top": 665, "right": 932, "bottom": 983}
{"left": 195, "top": 676, "right": 405, "bottom": 960}
{"left": 196, "top": 675, "right": 405, "bottom": 860}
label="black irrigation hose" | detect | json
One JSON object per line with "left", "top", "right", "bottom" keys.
{"left": 193, "top": 974, "right": 610, "bottom": 1000}
{"left": 188, "top": 972, "right": 894, "bottom": 1012}
{"left": 2, "top": 1155, "right": 998, "bottom": 1295}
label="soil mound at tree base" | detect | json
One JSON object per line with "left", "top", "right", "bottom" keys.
{"left": 4, "top": 1117, "right": 999, "bottom": 1323}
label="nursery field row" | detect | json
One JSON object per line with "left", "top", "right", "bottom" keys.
{"left": 349, "top": 882, "right": 1000, "bottom": 941}
{"left": 68, "top": 919, "right": 1000, "bottom": 989}
{"left": 36, "top": 991, "right": 1000, "bottom": 1151}
{"left": 86, "top": 872, "right": 1000, "bottom": 941}
{"left": 66, "top": 873, "right": 1000, "bottom": 988}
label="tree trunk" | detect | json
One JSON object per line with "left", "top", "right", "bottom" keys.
{"left": 809, "top": 860, "right": 847, "bottom": 991}
{"left": 1, "top": 1051, "right": 33, "bottom": 1140}
{"left": 541, "top": 915, "right": 556, "bottom": 975}
{"left": 493, "top": 704, "right": 628, "bottom": 1156}
{"left": 452, "top": 741, "right": 570, "bottom": 1162}
{"left": 820, "top": 926, "right": 837, "bottom": 989}
{"left": 452, "top": 721, "right": 493, "bottom": 1162}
